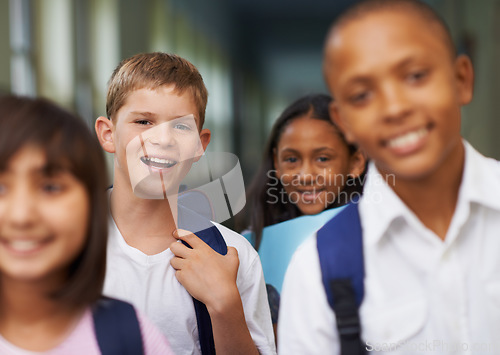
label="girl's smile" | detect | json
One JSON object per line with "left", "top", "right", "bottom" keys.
{"left": 0, "top": 236, "right": 53, "bottom": 255}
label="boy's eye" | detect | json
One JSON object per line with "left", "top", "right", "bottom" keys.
{"left": 348, "top": 91, "right": 371, "bottom": 106}
{"left": 135, "top": 120, "right": 152, "bottom": 126}
{"left": 284, "top": 156, "right": 298, "bottom": 163}
{"left": 406, "top": 70, "right": 428, "bottom": 83}
{"left": 174, "top": 123, "right": 192, "bottom": 131}
{"left": 317, "top": 156, "right": 330, "bottom": 163}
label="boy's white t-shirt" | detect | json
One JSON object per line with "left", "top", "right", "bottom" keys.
{"left": 103, "top": 214, "right": 276, "bottom": 355}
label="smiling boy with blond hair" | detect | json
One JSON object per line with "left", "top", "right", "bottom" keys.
{"left": 95, "top": 52, "right": 275, "bottom": 355}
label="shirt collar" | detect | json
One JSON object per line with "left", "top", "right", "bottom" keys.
{"left": 360, "top": 162, "right": 408, "bottom": 246}
{"left": 460, "top": 140, "right": 500, "bottom": 212}
{"left": 360, "top": 140, "right": 500, "bottom": 246}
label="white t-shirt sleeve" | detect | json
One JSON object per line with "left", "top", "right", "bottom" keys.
{"left": 215, "top": 223, "right": 277, "bottom": 355}
{"left": 278, "top": 235, "right": 340, "bottom": 354}
{"left": 240, "top": 251, "right": 277, "bottom": 355}
{"left": 136, "top": 309, "right": 175, "bottom": 355}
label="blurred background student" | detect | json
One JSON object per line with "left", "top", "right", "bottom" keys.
{"left": 245, "top": 93, "right": 365, "bottom": 249}
{"left": 239, "top": 93, "right": 366, "bottom": 338}
{"left": 0, "top": 95, "right": 172, "bottom": 354}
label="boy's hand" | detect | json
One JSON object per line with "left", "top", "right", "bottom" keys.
{"left": 170, "top": 229, "right": 241, "bottom": 314}
{"left": 171, "top": 229, "right": 260, "bottom": 355}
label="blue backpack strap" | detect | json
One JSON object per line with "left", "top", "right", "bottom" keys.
{"left": 178, "top": 205, "right": 227, "bottom": 355}
{"left": 317, "top": 202, "right": 365, "bottom": 355}
{"left": 92, "top": 297, "right": 144, "bottom": 355}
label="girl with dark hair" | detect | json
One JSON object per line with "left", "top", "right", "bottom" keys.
{"left": 0, "top": 95, "right": 172, "bottom": 354}
{"left": 245, "top": 93, "right": 366, "bottom": 250}
{"left": 241, "top": 94, "right": 366, "bottom": 341}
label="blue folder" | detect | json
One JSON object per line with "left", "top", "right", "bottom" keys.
{"left": 243, "top": 206, "right": 346, "bottom": 293}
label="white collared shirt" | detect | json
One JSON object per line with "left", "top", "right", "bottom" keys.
{"left": 278, "top": 142, "right": 500, "bottom": 354}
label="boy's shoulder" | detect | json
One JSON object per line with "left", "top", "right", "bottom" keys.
{"left": 464, "top": 141, "right": 500, "bottom": 200}
{"left": 481, "top": 152, "right": 500, "bottom": 174}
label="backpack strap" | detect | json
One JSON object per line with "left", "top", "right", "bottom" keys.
{"left": 317, "top": 202, "right": 365, "bottom": 355}
{"left": 92, "top": 297, "right": 144, "bottom": 355}
{"left": 178, "top": 205, "right": 227, "bottom": 355}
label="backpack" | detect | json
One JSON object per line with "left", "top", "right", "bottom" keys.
{"left": 93, "top": 297, "right": 144, "bottom": 355}
{"left": 316, "top": 202, "right": 366, "bottom": 355}
{"left": 177, "top": 204, "right": 228, "bottom": 355}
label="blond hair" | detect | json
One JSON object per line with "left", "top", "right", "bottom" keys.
{"left": 106, "top": 52, "right": 208, "bottom": 127}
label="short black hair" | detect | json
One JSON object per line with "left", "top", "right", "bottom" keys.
{"left": 0, "top": 95, "right": 109, "bottom": 309}
{"left": 327, "top": 0, "right": 456, "bottom": 58}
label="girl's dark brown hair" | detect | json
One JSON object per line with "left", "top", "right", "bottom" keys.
{"left": 242, "top": 94, "right": 365, "bottom": 250}
{"left": 0, "top": 95, "right": 109, "bottom": 309}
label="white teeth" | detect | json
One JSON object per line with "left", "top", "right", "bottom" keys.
{"left": 141, "top": 156, "right": 177, "bottom": 168}
{"left": 388, "top": 127, "right": 428, "bottom": 149}
{"left": 9, "top": 240, "right": 40, "bottom": 252}
{"left": 149, "top": 157, "right": 175, "bottom": 165}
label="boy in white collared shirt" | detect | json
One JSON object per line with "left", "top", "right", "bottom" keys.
{"left": 278, "top": 0, "right": 500, "bottom": 354}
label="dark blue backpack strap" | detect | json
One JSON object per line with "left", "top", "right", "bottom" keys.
{"left": 188, "top": 222, "right": 228, "bottom": 255}
{"left": 317, "top": 202, "right": 365, "bottom": 355}
{"left": 191, "top": 224, "right": 227, "bottom": 355}
{"left": 178, "top": 205, "right": 227, "bottom": 355}
{"left": 92, "top": 297, "right": 144, "bottom": 355}
{"left": 266, "top": 283, "right": 280, "bottom": 325}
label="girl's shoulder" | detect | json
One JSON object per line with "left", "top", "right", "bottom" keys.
{"left": 0, "top": 308, "right": 100, "bottom": 355}
{"left": 0, "top": 302, "right": 174, "bottom": 355}
{"left": 92, "top": 298, "right": 174, "bottom": 355}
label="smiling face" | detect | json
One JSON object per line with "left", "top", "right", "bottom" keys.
{"left": 106, "top": 85, "right": 210, "bottom": 199}
{"left": 126, "top": 114, "right": 203, "bottom": 198}
{"left": 324, "top": 10, "right": 473, "bottom": 181}
{"left": 273, "top": 116, "right": 361, "bottom": 215}
{"left": 0, "top": 145, "right": 89, "bottom": 285}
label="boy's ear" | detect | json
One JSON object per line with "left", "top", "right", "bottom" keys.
{"left": 194, "top": 128, "right": 211, "bottom": 162}
{"left": 455, "top": 54, "right": 474, "bottom": 106}
{"left": 348, "top": 149, "right": 367, "bottom": 179}
{"left": 95, "top": 116, "right": 115, "bottom": 153}
{"left": 329, "top": 101, "right": 356, "bottom": 144}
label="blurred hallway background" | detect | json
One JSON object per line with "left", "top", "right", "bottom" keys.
{"left": 1, "top": 0, "right": 500, "bottom": 187}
